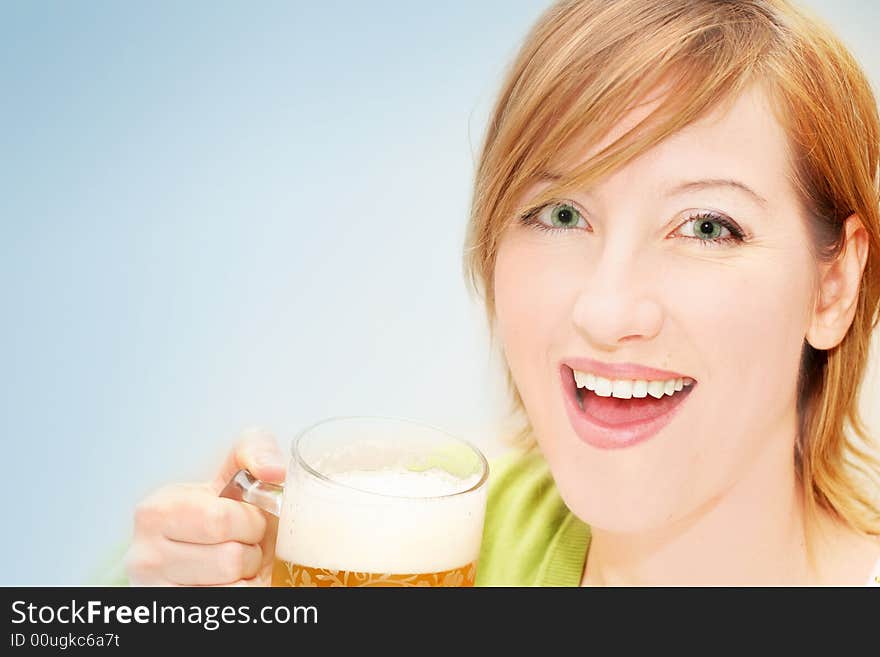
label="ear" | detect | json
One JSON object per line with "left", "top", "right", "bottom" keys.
{"left": 805, "top": 214, "right": 869, "bottom": 350}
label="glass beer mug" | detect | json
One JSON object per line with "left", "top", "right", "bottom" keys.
{"left": 220, "top": 416, "right": 490, "bottom": 587}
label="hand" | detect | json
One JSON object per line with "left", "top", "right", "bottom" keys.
{"left": 125, "top": 427, "right": 285, "bottom": 586}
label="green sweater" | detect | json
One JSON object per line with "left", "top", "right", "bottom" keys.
{"left": 93, "top": 448, "right": 591, "bottom": 587}
{"left": 475, "top": 447, "right": 591, "bottom": 586}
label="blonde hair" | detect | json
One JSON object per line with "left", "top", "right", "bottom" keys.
{"left": 464, "top": 0, "right": 880, "bottom": 535}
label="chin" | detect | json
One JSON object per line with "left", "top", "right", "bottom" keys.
{"left": 556, "top": 480, "right": 682, "bottom": 534}
{"left": 538, "top": 435, "right": 691, "bottom": 535}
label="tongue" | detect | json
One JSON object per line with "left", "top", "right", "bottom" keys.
{"left": 581, "top": 389, "right": 687, "bottom": 425}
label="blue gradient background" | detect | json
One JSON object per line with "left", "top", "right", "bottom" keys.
{"left": 3, "top": 1, "right": 878, "bottom": 584}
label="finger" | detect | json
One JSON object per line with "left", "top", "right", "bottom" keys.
{"left": 162, "top": 495, "right": 268, "bottom": 545}
{"left": 258, "top": 512, "right": 279, "bottom": 574}
{"left": 213, "top": 427, "right": 286, "bottom": 493}
{"left": 134, "top": 484, "right": 267, "bottom": 545}
{"left": 161, "top": 539, "right": 263, "bottom": 586}
{"left": 125, "top": 544, "right": 164, "bottom": 586}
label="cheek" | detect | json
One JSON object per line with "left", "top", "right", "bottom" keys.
{"left": 493, "top": 236, "right": 579, "bottom": 406}
{"left": 677, "top": 245, "right": 813, "bottom": 418}
{"left": 644, "top": 243, "right": 816, "bottom": 521}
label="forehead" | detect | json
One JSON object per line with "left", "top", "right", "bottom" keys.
{"left": 550, "top": 83, "right": 794, "bottom": 202}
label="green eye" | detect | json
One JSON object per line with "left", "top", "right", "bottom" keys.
{"left": 674, "top": 211, "right": 745, "bottom": 248}
{"left": 692, "top": 218, "right": 726, "bottom": 240}
{"left": 519, "top": 201, "right": 588, "bottom": 233}
{"left": 550, "top": 204, "right": 581, "bottom": 228}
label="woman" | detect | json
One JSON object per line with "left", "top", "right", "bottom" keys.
{"left": 123, "top": 0, "right": 880, "bottom": 586}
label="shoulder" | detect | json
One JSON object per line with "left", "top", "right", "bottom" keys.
{"left": 814, "top": 513, "right": 880, "bottom": 585}
{"left": 475, "top": 447, "right": 577, "bottom": 586}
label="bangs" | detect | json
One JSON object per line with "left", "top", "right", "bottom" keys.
{"left": 494, "top": 0, "right": 782, "bottom": 226}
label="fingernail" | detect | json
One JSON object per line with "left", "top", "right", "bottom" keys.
{"left": 255, "top": 450, "right": 284, "bottom": 469}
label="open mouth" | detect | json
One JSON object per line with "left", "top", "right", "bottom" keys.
{"left": 561, "top": 364, "right": 696, "bottom": 449}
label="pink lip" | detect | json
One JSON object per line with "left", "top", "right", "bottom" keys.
{"left": 561, "top": 357, "right": 693, "bottom": 382}
{"left": 559, "top": 365, "right": 694, "bottom": 449}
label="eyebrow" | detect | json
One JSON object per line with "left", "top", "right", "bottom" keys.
{"left": 666, "top": 179, "right": 768, "bottom": 208}
{"left": 537, "top": 172, "right": 769, "bottom": 208}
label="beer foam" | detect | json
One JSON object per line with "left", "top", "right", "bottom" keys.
{"left": 275, "top": 467, "right": 487, "bottom": 574}
{"left": 330, "top": 468, "right": 469, "bottom": 497}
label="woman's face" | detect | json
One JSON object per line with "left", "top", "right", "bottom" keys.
{"left": 493, "top": 84, "right": 819, "bottom": 533}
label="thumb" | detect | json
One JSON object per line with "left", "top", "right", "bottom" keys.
{"left": 213, "top": 426, "right": 286, "bottom": 492}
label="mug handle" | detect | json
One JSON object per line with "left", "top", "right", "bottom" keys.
{"left": 219, "top": 469, "right": 283, "bottom": 518}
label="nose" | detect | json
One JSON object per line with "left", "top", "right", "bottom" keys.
{"left": 571, "top": 240, "right": 664, "bottom": 349}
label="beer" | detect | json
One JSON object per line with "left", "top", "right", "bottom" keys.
{"left": 271, "top": 468, "right": 485, "bottom": 587}
{"left": 271, "top": 560, "right": 477, "bottom": 587}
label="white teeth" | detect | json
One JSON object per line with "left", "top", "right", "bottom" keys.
{"left": 574, "top": 370, "right": 598, "bottom": 391}
{"left": 632, "top": 380, "right": 648, "bottom": 398}
{"left": 611, "top": 380, "right": 633, "bottom": 399}
{"left": 593, "top": 377, "right": 613, "bottom": 397}
{"left": 573, "top": 369, "right": 694, "bottom": 400}
{"left": 647, "top": 380, "right": 666, "bottom": 399}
